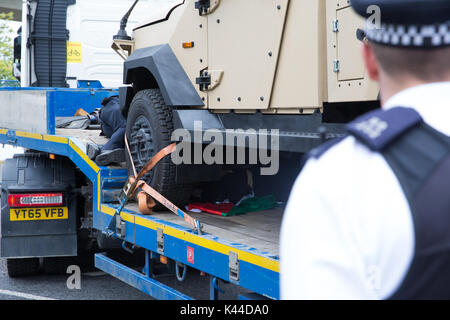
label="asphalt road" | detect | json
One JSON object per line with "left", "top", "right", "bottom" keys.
{"left": 0, "top": 258, "right": 152, "bottom": 300}
{"left": 0, "top": 256, "right": 244, "bottom": 300}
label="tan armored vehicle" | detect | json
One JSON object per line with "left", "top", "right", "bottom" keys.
{"left": 113, "top": 0, "right": 380, "bottom": 204}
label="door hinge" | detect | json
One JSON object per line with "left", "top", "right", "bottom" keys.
{"left": 229, "top": 251, "right": 240, "bottom": 282}
{"left": 333, "top": 59, "right": 340, "bottom": 73}
{"left": 195, "top": 0, "right": 220, "bottom": 16}
{"left": 332, "top": 19, "right": 339, "bottom": 32}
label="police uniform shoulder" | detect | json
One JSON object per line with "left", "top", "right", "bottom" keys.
{"left": 304, "top": 107, "right": 423, "bottom": 165}
{"left": 347, "top": 107, "right": 423, "bottom": 151}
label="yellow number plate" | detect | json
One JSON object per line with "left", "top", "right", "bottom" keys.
{"left": 10, "top": 207, "right": 68, "bottom": 221}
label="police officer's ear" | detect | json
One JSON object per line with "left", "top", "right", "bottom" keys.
{"left": 362, "top": 42, "right": 380, "bottom": 82}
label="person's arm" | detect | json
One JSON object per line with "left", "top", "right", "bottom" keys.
{"left": 280, "top": 159, "right": 377, "bottom": 300}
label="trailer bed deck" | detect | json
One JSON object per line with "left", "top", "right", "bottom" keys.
{"left": 58, "top": 127, "right": 282, "bottom": 256}
{"left": 126, "top": 203, "right": 282, "bottom": 256}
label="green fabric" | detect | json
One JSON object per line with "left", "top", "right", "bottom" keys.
{"left": 223, "top": 195, "right": 277, "bottom": 217}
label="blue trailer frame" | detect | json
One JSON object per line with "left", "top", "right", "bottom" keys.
{"left": 0, "top": 88, "right": 280, "bottom": 300}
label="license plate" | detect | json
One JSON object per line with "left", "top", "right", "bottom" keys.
{"left": 10, "top": 207, "right": 68, "bottom": 221}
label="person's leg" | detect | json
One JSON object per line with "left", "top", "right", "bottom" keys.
{"left": 99, "top": 96, "right": 126, "bottom": 138}
{"left": 86, "top": 97, "right": 127, "bottom": 165}
{"left": 95, "top": 127, "right": 126, "bottom": 166}
{"left": 102, "top": 127, "right": 125, "bottom": 151}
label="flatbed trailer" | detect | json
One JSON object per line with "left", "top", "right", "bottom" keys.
{"left": 0, "top": 87, "right": 280, "bottom": 300}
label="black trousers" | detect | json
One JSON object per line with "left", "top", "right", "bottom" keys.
{"left": 103, "top": 127, "right": 126, "bottom": 151}
{"left": 99, "top": 96, "right": 126, "bottom": 151}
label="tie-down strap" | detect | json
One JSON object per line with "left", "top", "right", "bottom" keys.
{"left": 120, "top": 137, "right": 203, "bottom": 235}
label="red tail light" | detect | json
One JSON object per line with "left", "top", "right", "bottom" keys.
{"left": 8, "top": 193, "right": 63, "bottom": 207}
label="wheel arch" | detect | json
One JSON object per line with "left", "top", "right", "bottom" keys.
{"left": 120, "top": 44, "right": 204, "bottom": 117}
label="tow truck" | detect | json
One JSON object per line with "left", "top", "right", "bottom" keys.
{"left": 0, "top": 85, "right": 280, "bottom": 299}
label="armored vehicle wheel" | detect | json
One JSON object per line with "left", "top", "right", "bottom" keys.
{"left": 125, "top": 89, "right": 192, "bottom": 210}
{"left": 6, "top": 258, "right": 40, "bottom": 278}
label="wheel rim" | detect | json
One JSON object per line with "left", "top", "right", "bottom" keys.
{"left": 129, "top": 115, "right": 155, "bottom": 182}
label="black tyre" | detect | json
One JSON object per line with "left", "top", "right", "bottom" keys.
{"left": 126, "top": 89, "right": 192, "bottom": 210}
{"left": 43, "top": 257, "right": 76, "bottom": 275}
{"left": 6, "top": 258, "right": 40, "bottom": 277}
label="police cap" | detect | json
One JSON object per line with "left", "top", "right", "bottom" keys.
{"left": 351, "top": 0, "right": 450, "bottom": 48}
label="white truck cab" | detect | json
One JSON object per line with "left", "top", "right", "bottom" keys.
{"left": 15, "top": 0, "right": 178, "bottom": 89}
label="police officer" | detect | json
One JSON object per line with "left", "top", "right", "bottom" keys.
{"left": 281, "top": 0, "right": 450, "bottom": 299}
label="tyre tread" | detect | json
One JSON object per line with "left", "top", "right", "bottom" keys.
{"left": 127, "top": 89, "right": 192, "bottom": 209}
{"left": 6, "top": 258, "right": 39, "bottom": 278}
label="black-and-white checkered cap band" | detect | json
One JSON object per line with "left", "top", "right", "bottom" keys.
{"left": 365, "top": 21, "right": 450, "bottom": 48}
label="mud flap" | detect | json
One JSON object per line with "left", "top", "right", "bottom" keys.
{"left": 0, "top": 153, "right": 77, "bottom": 258}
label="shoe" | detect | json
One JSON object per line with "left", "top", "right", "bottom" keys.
{"left": 86, "top": 143, "right": 101, "bottom": 160}
{"left": 95, "top": 148, "right": 125, "bottom": 166}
